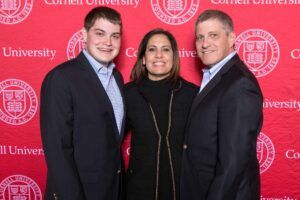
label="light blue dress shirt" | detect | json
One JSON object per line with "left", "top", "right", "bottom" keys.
{"left": 199, "top": 51, "right": 237, "bottom": 92}
{"left": 83, "top": 49, "right": 124, "bottom": 134}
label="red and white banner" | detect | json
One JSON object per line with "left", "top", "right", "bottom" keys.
{"left": 1, "top": 1, "right": 299, "bottom": 199}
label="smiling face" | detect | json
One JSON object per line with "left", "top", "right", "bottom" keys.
{"left": 83, "top": 18, "right": 121, "bottom": 65}
{"left": 143, "top": 34, "right": 174, "bottom": 81}
{"left": 195, "top": 18, "right": 235, "bottom": 67}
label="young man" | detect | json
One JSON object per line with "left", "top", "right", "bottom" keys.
{"left": 180, "top": 10, "right": 263, "bottom": 200}
{"left": 40, "top": 7, "right": 125, "bottom": 200}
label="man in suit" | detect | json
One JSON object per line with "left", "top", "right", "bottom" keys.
{"left": 40, "top": 7, "right": 125, "bottom": 200}
{"left": 180, "top": 10, "right": 263, "bottom": 200}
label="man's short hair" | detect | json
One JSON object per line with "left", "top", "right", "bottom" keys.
{"left": 195, "top": 9, "right": 234, "bottom": 34}
{"left": 84, "top": 6, "right": 122, "bottom": 33}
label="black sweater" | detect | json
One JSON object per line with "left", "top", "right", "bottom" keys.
{"left": 125, "top": 77, "right": 198, "bottom": 200}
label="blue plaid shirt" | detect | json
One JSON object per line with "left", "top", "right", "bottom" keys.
{"left": 83, "top": 50, "right": 124, "bottom": 134}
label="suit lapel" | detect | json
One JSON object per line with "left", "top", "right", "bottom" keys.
{"left": 113, "top": 70, "right": 126, "bottom": 142}
{"left": 189, "top": 55, "right": 241, "bottom": 120}
{"left": 76, "top": 52, "right": 122, "bottom": 142}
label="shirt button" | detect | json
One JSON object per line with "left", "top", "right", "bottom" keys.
{"left": 183, "top": 144, "right": 188, "bottom": 149}
{"left": 117, "top": 169, "right": 121, "bottom": 174}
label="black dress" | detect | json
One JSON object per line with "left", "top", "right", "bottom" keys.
{"left": 125, "top": 77, "right": 198, "bottom": 200}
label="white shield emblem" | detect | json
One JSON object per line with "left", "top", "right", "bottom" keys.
{"left": 236, "top": 29, "right": 280, "bottom": 77}
{"left": 0, "top": 79, "right": 38, "bottom": 125}
{"left": 243, "top": 40, "right": 267, "bottom": 71}
{"left": 3, "top": 89, "right": 26, "bottom": 118}
{"left": 8, "top": 184, "right": 31, "bottom": 199}
{"left": 67, "top": 30, "right": 85, "bottom": 60}
{"left": 0, "top": 0, "right": 21, "bottom": 16}
{"left": 151, "top": 0, "right": 199, "bottom": 25}
{"left": 163, "top": 0, "right": 187, "bottom": 17}
{"left": 256, "top": 132, "right": 275, "bottom": 174}
{"left": 0, "top": 175, "right": 42, "bottom": 200}
{"left": 256, "top": 141, "right": 263, "bottom": 163}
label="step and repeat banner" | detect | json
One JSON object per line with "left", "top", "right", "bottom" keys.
{"left": 0, "top": 0, "right": 299, "bottom": 199}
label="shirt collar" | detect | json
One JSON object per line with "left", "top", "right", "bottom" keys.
{"left": 203, "top": 51, "right": 237, "bottom": 79}
{"left": 83, "top": 49, "right": 115, "bottom": 77}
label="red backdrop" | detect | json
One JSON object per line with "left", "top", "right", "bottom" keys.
{"left": 1, "top": 1, "right": 300, "bottom": 199}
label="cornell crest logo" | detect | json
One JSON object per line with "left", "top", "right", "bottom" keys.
{"left": 235, "top": 29, "right": 280, "bottom": 77}
{"left": 0, "top": 79, "right": 38, "bottom": 125}
{"left": 0, "top": 0, "right": 33, "bottom": 24}
{"left": 67, "top": 30, "right": 85, "bottom": 60}
{"left": 151, "top": 0, "right": 199, "bottom": 25}
{"left": 256, "top": 132, "right": 275, "bottom": 174}
{"left": 0, "top": 175, "right": 42, "bottom": 200}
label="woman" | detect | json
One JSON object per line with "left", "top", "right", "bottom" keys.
{"left": 125, "top": 28, "right": 198, "bottom": 200}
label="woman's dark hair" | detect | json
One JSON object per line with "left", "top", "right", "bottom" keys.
{"left": 130, "top": 28, "right": 180, "bottom": 84}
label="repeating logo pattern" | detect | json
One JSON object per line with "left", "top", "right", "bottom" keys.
{"left": 0, "top": 79, "right": 38, "bottom": 125}
{"left": 67, "top": 30, "right": 85, "bottom": 60}
{"left": 235, "top": 29, "right": 280, "bottom": 77}
{"left": 151, "top": 0, "right": 199, "bottom": 25}
{"left": 0, "top": 0, "right": 33, "bottom": 24}
{"left": 257, "top": 132, "right": 275, "bottom": 174}
{"left": 0, "top": 175, "right": 42, "bottom": 200}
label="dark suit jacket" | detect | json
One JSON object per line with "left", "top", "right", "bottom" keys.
{"left": 40, "top": 52, "right": 125, "bottom": 200}
{"left": 180, "top": 55, "right": 263, "bottom": 200}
